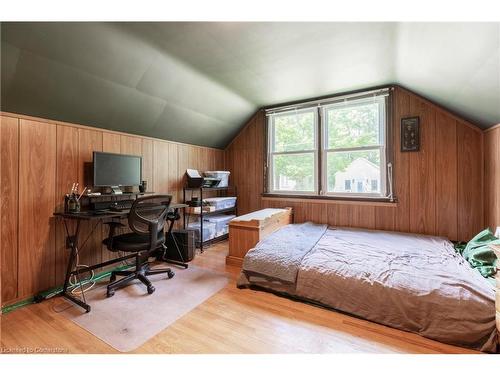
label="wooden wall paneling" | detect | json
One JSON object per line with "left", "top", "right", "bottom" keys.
{"left": 153, "top": 141, "right": 170, "bottom": 195}
{"left": 1, "top": 117, "right": 19, "bottom": 304}
{"left": 78, "top": 129, "right": 103, "bottom": 269}
{"left": 391, "top": 88, "right": 411, "bottom": 232}
{"left": 141, "top": 139, "right": 154, "bottom": 191}
{"left": 185, "top": 145, "right": 198, "bottom": 173}
{"left": 483, "top": 129, "right": 493, "bottom": 231}
{"left": 374, "top": 90, "right": 402, "bottom": 231}
{"left": 0, "top": 111, "right": 228, "bottom": 304}
{"left": 100, "top": 132, "right": 123, "bottom": 266}
{"left": 177, "top": 144, "right": 189, "bottom": 195}
{"left": 226, "top": 87, "right": 484, "bottom": 240}
{"left": 434, "top": 112, "right": 458, "bottom": 239}
{"left": 120, "top": 135, "right": 142, "bottom": 156}
{"left": 0, "top": 114, "right": 3, "bottom": 312}
{"left": 494, "top": 129, "right": 500, "bottom": 231}
{"left": 408, "top": 96, "right": 436, "bottom": 235}
{"left": 457, "top": 123, "right": 483, "bottom": 241}
{"left": 167, "top": 143, "right": 179, "bottom": 202}
{"left": 254, "top": 111, "right": 265, "bottom": 211}
{"left": 484, "top": 128, "right": 500, "bottom": 231}
{"left": 18, "top": 120, "right": 56, "bottom": 298}
{"left": 491, "top": 127, "right": 499, "bottom": 233}
{"left": 216, "top": 149, "right": 224, "bottom": 170}
{"left": 55, "top": 125, "right": 79, "bottom": 285}
{"left": 352, "top": 206, "right": 376, "bottom": 229}
{"left": 102, "top": 132, "right": 121, "bottom": 154}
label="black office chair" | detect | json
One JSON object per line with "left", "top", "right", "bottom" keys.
{"left": 102, "top": 195, "right": 175, "bottom": 297}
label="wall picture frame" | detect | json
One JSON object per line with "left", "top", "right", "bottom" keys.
{"left": 401, "top": 116, "right": 420, "bottom": 152}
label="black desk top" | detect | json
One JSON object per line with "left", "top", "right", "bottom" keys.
{"left": 54, "top": 203, "right": 188, "bottom": 220}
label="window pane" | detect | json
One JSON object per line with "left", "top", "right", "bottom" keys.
{"left": 326, "top": 100, "right": 381, "bottom": 149}
{"left": 273, "top": 111, "right": 315, "bottom": 152}
{"left": 272, "top": 153, "right": 315, "bottom": 192}
{"left": 326, "top": 150, "right": 381, "bottom": 194}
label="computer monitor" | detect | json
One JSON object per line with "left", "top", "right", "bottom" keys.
{"left": 93, "top": 152, "right": 142, "bottom": 193}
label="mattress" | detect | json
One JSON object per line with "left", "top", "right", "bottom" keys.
{"left": 237, "top": 223, "right": 498, "bottom": 352}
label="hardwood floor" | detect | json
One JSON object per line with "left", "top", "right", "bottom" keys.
{"left": 0, "top": 241, "right": 477, "bottom": 354}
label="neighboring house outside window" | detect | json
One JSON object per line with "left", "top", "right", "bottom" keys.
{"left": 333, "top": 158, "right": 381, "bottom": 194}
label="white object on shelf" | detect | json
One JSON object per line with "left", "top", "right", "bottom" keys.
{"left": 204, "top": 196, "right": 237, "bottom": 210}
{"left": 186, "top": 169, "right": 202, "bottom": 178}
{"left": 495, "top": 227, "right": 500, "bottom": 238}
{"left": 204, "top": 171, "right": 230, "bottom": 187}
{"left": 204, "top": 214, "right": 236, "bottom": 237}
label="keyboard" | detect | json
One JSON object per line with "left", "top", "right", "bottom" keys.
{"left": 109, "top": 200, "right": 134, "bottom": 211}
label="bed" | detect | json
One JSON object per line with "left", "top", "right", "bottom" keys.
{"left": 237, "top": 223, "right": 498, "bottom": 352}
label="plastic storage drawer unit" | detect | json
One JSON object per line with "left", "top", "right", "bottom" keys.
{"left": 187, "top": 221, "right": 216, "bottom": 243}
{"left": 204, "top": 197, "right": 237, "bottom": 210}
{"left": 203, "top": 214, "right": 236, "bottom": 237}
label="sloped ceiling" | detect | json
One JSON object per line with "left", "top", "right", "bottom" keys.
{"left": 1, "top": 22, "right": 499, "bottom": 148}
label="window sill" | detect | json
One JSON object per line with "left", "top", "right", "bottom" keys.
{"left": 261, "top": 193, "right": 398, "bottom": 207}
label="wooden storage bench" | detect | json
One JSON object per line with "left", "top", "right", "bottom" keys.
{"left": 226, "top": 207, "right": 293, "bottom": 267}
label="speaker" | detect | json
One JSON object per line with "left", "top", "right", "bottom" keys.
{"left": 166, "top": 229, "right": 196, "bottom": 262}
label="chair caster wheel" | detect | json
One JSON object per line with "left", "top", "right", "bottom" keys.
{"left": 167, "top": 271, "right": 175, "bottom": 279}
{"left": 107, "top": 289, "right": 115, "bottom": 298}
{"left": 147, "top": 286, "right": 155, "bottom": 294}
{"left": 110, "top": 274, "right": 116, "bottom": 282}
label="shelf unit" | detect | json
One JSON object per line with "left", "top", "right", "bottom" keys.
{"left": 183, "top": 186, "right": 237, "bottom": 252}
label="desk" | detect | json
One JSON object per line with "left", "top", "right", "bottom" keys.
{"left": 52, "top": 203, "right": 187, "bottom": 312}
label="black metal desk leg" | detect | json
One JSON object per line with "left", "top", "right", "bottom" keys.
{"left": 61, "top": 219, "right": 91, "bottom": 313}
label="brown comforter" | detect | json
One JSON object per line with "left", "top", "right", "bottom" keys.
{"left": 238, "top": 224, "right": 498, "bottom": 352}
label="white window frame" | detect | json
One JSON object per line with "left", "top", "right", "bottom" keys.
{"left": 321, "top": 96, "right": 387, "bottom": 199}
{"left": 267, "top": 108, "right": 319, "bottom": 195}
{"left": 265, "top": 88, "right": 392, "bottom": 200}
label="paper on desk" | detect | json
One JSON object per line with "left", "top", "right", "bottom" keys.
{"left": 186, "top": 169, "right": 202, "bottom": 178}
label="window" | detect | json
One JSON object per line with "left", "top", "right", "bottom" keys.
{"left": 268, "top": 109, "right": 318, "bottom": 194}
{"left": 344, "top": 180, "right": 351, "bottom": 191}
{"left": 266, "top": 88, "right": 391, "bottom": 200}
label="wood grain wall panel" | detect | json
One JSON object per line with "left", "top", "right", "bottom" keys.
{"left": 55, "top": 126, "right": 79, "bottom": 285}
{"left": 120, "top": 135, "right": 142, "bottom": 156}
{"left": 484, "top": 127, "right": 500, "bottom": 232}
{"left": 225, "top": 87, "right": 484, "bottom": 242}
{"left": 435, "top": 113, "right": 458, "bottom": 239}
{"left": 78, "top": 129, "right": 103, "bottom": 269}
{"left": 153, "top": 141, "right": 170, "bottom": 195}
{"left": 1, "top": 116, "right": 19, "bottom": 303}
{"left": 177, "top": 144, "right": 189, "bottom": 193}
{"left": 0, "top": 111, "right": 225, "bottom": 305}
{"left": 0, "top": 117, "right": 2, "bottom": 311}
{"left": 409, "top": 96, "right": 436, "bottom": 235}
{"left": 141, "top": 139, "right": 154, "bottom": 190}
{"left": 101, "top": 132, "right": 124, "bottom": 265}
{"left": 167, "top": 143, "right": 179, "bottom": 202}
{"left": 457, "top": 123, "right": 483, "bottom": 241}
{"left": 18, "top": 120, "right": 56, "bottom": 298}
{"left": 102, "top": 132, "right": 121, "bottom": 153}
{"left": 375, "top": 88, "right": 411, "bottom": 232}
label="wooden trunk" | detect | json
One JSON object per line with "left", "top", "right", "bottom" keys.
{"left": 226, "top": 208, "right": 293, "bottom": 267}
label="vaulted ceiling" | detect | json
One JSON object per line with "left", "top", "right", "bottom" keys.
{"left": 1, "top": 22, "right": 499, "bottom": 148}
